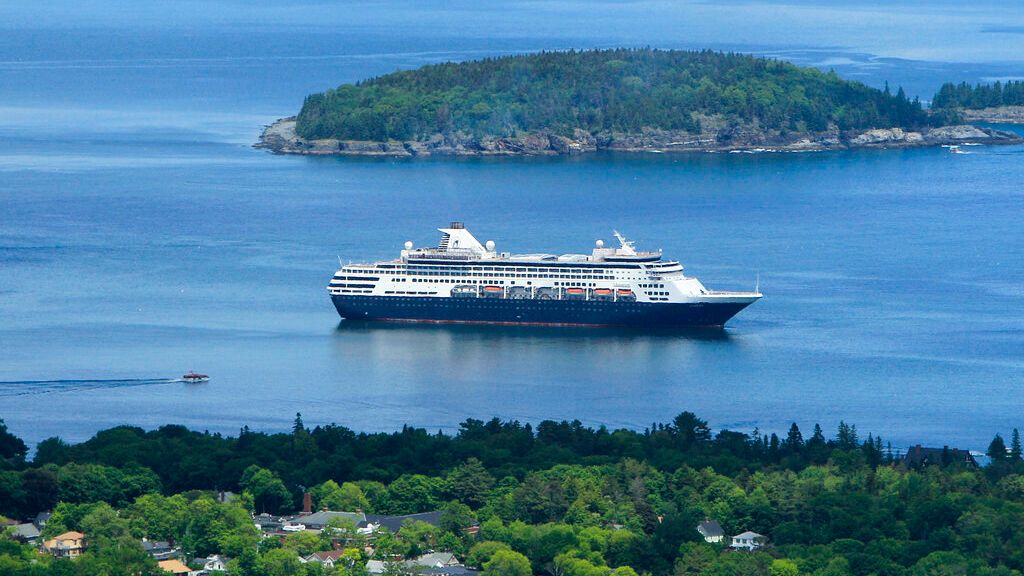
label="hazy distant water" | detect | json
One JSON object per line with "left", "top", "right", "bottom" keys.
{"left": 1, "top": 2, "right": 1023, "bottom": 451}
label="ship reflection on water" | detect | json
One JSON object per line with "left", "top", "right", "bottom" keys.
{"left": 327, "top": 320, "right": 755, "bottom": 433}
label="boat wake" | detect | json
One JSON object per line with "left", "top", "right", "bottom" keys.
{"left": 0, "top": 378, "right": 178, "bottom": 397}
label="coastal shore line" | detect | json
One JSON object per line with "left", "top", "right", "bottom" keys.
{"left": 960, "top": 105, "right": 1024, "bottom": 124}
{"left": 256, "top": 117, "right": 1022, "bottom": 157}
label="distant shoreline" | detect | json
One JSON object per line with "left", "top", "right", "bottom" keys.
{"left": 256, "top": 117, "right": 1022, "bottom": 157}
{"left": 960, "top": 105, "right": 1024, "bottom": 124}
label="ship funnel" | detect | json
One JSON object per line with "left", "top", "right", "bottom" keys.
{"left": 449, "top": 221, "right": 465, "bottom": 229}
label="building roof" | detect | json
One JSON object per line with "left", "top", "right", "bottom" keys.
{"left": 363, "top": 511, "right": 444, "bottom": 533}
{"left": 307, "top": 550, "right": 346, "bottom": 562}
{"left": 732, "top": 531, "right": 765, "bottom": 540}
{"left": 11, "top": 523, "right": 40, "bottom": 540}
{"left": 254, "top": 514, "right": 284, "bottom": 529}
{"left": 200, "top": 554, "right": 230, "bottom": 568}
{"left": 904, "top": 445, "right": 978, "bottom": 467}
{"left": 697, "top": 520, "right": 724, "bottom": 537}
{"left": 158, "top": 559, "right": 192, "bottom": 574}
{"left": 44, "top": 531, "right": 85, "bottom": 549}
{"left": 34, "top": 512, "right": 52, "bottom": 528}
{"left": 294, "top": 510, "right": 366, "bottom": 528}
{"left": 366, "top": 559, "right": 475, "bottom": 576}
{"left": 143, "top": 540, "right": 173, "bottom": 552}
{"left": 411, "top": 552, "right": 459, "bottom": 567}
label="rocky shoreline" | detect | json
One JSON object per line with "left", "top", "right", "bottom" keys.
{"left": 256, "top": 116, "right": 1022, "bottom": 157}
{"left": 959, "top": 106, "right": 1024, "bottom": 124}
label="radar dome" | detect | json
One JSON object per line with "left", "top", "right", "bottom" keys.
{"left": 486, "top": 240, "right": 495, "bottom": 251}
{"left": 404, "top": 241, "right": 413, "bottom": 250}
{"left": 596, "top": 239, "right": 604, "bottom": 248}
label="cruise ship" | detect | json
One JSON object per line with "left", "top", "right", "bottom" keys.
{"left": 328, "top": 223, "right": 761, "bottom": 327}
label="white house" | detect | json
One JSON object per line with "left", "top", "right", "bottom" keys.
{"left": 200, "top": 554, "right": 229, "bottom": 572}
{"left": 730, "top": 531, "right": 767, "bottom": 551}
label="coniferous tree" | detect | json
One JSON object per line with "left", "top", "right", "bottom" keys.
{"left": 784, "top": 423, "right": 803, "bottom": 453}
{"left": 988, "top": 434, "right": 1008, "bottom": 461}
{"left": 836, "top": 421, "right": 859, "bottom": 450}
{"left": 1011, "top": 429, "right": 1022, "bottom": 461}
{"left": 296, "top": 48, "right": 930, "bottom": 142}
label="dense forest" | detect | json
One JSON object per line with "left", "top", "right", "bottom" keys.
{"left": 296, "top": 49, "right": 929, "bottom": 142}
{"left": 3, "top": 414, "right": 1024, "bottom": 576}
{"left": 932, "top": 81, "right": 1024, "bottom": 110}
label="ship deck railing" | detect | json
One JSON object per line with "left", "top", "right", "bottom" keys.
{"left": 406, "top": 252, "right": 477, "bottom": 261}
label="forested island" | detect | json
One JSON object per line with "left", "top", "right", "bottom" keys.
{"left": 931, "top": 80, "right": 1024, "bottom": 124}
{"left": 4, "top": 413, "right": 1024, "bottom": 576}
{"left": 257, "top": 49, "right": 1020, "bottom": 156}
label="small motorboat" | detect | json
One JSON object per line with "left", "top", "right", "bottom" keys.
{"left": 183, "top": 372, "right": 209, "bottom": 383}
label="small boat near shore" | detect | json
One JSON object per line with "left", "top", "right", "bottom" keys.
{"left": 183, "top": 372, "right": 209, "bottom": 383}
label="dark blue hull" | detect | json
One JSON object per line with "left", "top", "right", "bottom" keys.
{"left": 331, "top": 295, "right": 753, "bottom": 327}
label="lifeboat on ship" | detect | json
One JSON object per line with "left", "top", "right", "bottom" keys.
{"left": 534, "top": 287, "right": 556, "bottom": 300}
{"left": 451, "top": 285, "right": 478, "bottom": 298}
{"left": 616, "top": 289, "right": 636, "bottom": 302}
{"left": 564, "top": 287, "right": 586, "bottom": 300}
{"left": 592, "top": 288, "right": 614, "bottom": 301}
{"left": 481, "top": 285, "right": 503, "bottom": 298}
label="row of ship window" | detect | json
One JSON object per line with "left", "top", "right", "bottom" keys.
{"left": 339, "top": 272, "right": 667, "bottom": 283}
{"left": 407, "top": 272, "right": 614, "bottom": 280}
{"left": 346, "top": 298, "right": 642, "bottom": 311}
{"left": 374, "top": 265, "right": 638, "bottom": 273}
{"left": 403, "top": 279, "right": 604, "bottom": 287}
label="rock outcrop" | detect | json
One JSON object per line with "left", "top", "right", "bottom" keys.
{"left": 256, "top": 117, "right": 1022, "bottom": 157}
{"left": 959, "top": 106, "right": 1024, "bottom": 124}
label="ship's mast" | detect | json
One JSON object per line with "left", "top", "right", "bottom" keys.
{"left": 612, "top": 230, "right": 637, "bottom": 256}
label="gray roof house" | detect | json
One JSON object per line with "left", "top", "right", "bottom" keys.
{"left": 410, "top": 552, "right": 460, "bottom": 568}
{"left": 10, "top": 523, "right": 41, "bottom": 544}
{"left": 904, "top": 445, "right": 979, "bottom": 468}
{"left": 34, "top": 511, "right": 52, "bottom": 530}
{"left": 362, "top": 511, "right": 444, "bottom": 533}
{"left": 142, "top": 539, "right": 178, "bottom": 560}
{"left": 697, "top": 520, "right": 725, "bottom": 543}
{"left": 367, "top": 553, "right": 471, "bottom": 576}
{"left": 293, "top": 510, "right": 367, "bottom": 530}
{"left": 254, "top": 513, "right": 284, "bottom": 532}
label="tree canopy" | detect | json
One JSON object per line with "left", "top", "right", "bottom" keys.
{"left": 4, "top": 414, "right": 1024, "bottom": 576}
{"left": 296, "top": 48, "right": 928, "bottom": 142}
{"left": 932, "top": 80, "right": 1024, "bottom": 109}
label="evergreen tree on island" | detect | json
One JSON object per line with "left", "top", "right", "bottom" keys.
{"left": 295, "top": 48, "right": 930, "bottom": 143}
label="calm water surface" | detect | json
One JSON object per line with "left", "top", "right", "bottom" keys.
{"left": 1, "top": 3, "right": 1023, "bottom": 450}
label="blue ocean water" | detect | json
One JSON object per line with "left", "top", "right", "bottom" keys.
{"left": 1, "top": 2, "right": 1023, "bottom": 450}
